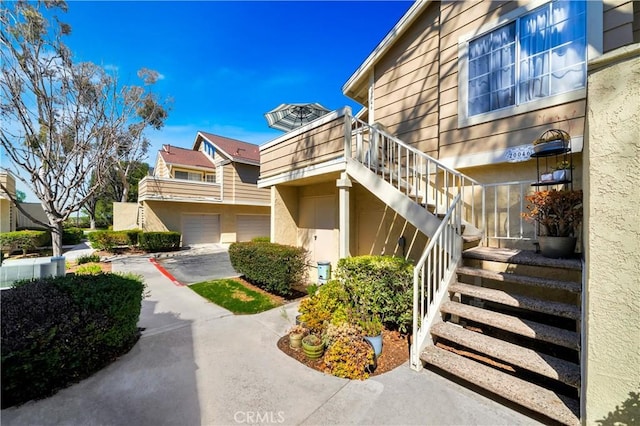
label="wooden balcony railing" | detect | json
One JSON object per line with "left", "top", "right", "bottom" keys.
{"left": 138, "top": 176, "right": 222, "bottom": 202}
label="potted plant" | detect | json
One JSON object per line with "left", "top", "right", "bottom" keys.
{"left": 301, "top": 334, "right": 325, "bottom": 359}
{"left": 359, "top": 315, "right": 384, "bottom": 357}
{"left": 521, "top": 189, "right": 583, "bottom": 258}
{"left": 288, "top": 324, "right": 307, "bottom": 349}
{"left": 532, "top": 129, "right": 571, "bottom": 154}
{"left": 552, "top": 160, "right": 573, "bottom": 182}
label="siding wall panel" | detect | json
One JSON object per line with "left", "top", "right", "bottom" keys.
{"left": 260, "top": 119, "right": 345, "bottom": 177}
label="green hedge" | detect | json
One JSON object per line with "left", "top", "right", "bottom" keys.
{"left": 229, "top": 242, "right": 308, "bottom": 296}
{"left": 138, "top": 231, "right": 181, "bottom": 252}
{"left": 0, "top": 230, "right": 50, "bottom": 254}
{"left": 87, "top": 230, "right": 130, "bottom": 252}
{"left": 1, "top": 273, "right": 145, "bottom": 408}
{"left": 337, "top": 256, "right": 414, "bottom": 334}
{"left": 62, "top": 227, "right": 85, "bottom": 246}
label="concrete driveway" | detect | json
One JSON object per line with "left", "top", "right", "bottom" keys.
{"left": 155, "top": 245, "right": 239, "bottom": 284}
{"left": 1, "top": 251, "right": 540, "bottom": 426}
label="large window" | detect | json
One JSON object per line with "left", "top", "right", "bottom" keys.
{"left": 465, "top": 1, "right": 586, "bottom": 119}
{"left": 174, "top": 171, "right": 202, "bottom": 181}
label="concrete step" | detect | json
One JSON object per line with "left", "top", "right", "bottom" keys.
{"left": 456, "top": 266, "right": 581, "bottom": 293}
{"left": 449, "top": 282, "right": 581, "bottom": 321}
{"left": 420, "top": 345, "right": 580, "bottom": 426}
{"left": 441, "top": 301, "right": 580, "bottom": 350}
{"left": 431, "top": 322, "right": 580, "bottom": 388}
{"left": 463, "top": 247, "right": 582, "bottom": 270}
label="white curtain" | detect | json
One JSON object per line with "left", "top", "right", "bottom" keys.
{"left": 469, "top": 1, "right": 586, "bottom": 116}
{"left": 468, "top": 22, "right": 515, "bottom": 116}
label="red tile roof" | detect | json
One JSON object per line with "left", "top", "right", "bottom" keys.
{"left": 159, "top": 145, "right": 215, "bottom": 169}
{"left": 197, "top": 131, "right": 260, "bottom": 165}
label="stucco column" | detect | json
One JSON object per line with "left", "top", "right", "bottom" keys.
{"left": 336, "top": 172, "right": 352, "bottom": 259}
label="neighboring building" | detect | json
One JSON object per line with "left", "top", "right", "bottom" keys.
{"left": 134, "top": 131, "right": 270, "bottom": 246}
{"left": 259, "top": 1, "right": 639, "bottom": 424}
{"left": 0, "top": 171, "right": 16, "bottom": 232}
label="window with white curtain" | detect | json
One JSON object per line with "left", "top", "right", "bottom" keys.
{"left": 465, "top": 0, "right": 586, "bottom": 119}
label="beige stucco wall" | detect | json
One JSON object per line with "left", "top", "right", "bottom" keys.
{"left": 142, "top": 200, "right": 269, "bottom": 244}
{"left": 0, "top": 172, "right": 16, "bottom": 232}
{"left": 0, "top": 199, "right": 12, "bottom": 232}
{"left": 113, "top": 202, "right": 139, "bottom": 231}
{"left": 15, "top": 203, "right": 48, "bottom": 229}
{"left": 583, "top": 44, "right": 640, "bottom": 424}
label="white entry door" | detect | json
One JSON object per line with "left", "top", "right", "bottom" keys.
{"left": 298, "top": 195, "right": 336, "bottom": 265}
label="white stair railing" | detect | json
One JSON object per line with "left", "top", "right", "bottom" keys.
{"left": 411, "top": 194, "right": 462, "bottom": 370}
{"left": 345, "top": 114, "right": 538, "bottom": 370}
{"left": 350, "top": 117, "right": 484, "bottom": 233}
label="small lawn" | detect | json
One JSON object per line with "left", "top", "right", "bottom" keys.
{"left": 189, "top": 278, "right": 281, "bottom": 314}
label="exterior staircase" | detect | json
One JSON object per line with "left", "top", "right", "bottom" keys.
{"left": 420, "top": 245, "right": 582, "bottom": 425}
{"left": 344, "top": 117, "right": 582, "bottom": 424}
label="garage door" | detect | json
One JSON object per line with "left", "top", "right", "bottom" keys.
{"left": 182, "top": 214, "right": 220, "bottom": 246}
{"left": 236, "top": 215, "right": 270, "bottom": 242}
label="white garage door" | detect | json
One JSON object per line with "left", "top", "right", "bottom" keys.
{"left": 182, "top": 214, "right": 220, "bottom": 246}
{"left": 236, "top": 215, "right": 270, "bottom": 242}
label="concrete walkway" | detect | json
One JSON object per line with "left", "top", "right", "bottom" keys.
{"left": 1, "top": 254, "right": 541, "bottom": 426}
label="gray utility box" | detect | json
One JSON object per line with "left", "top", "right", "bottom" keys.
{"left": 0, "top": 256, "right": 66, "bottom": 288}
{"left": 317, "top": 261, "right": 331, "bottom": 285}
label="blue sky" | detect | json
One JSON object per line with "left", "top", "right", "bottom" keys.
{"left": 8, "top": 0, "right": 414, "bottom": 201}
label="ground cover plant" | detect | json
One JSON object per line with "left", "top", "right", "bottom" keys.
{"left": 286, "top": 255, "right": 414, "bottom": 380}
{"left": 1, "top": 273, "right": 145, "bottom": 408}
{"left": 189, "top": 278, "right": 282, "bottom": 314}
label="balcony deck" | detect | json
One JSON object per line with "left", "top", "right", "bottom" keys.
{"left": 139, "top": 176, "right": 222, "bottom": 203}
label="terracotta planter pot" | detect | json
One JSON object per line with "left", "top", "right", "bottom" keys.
{"left": 538, "top": 236, "right": 577, "bottom": 259}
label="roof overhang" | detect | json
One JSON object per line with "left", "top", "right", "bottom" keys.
{"left": 194, "top": 132, "right": 260, "bottom": 167}
{"left": 342, "top": 1, "right": 432, "bottom": 105}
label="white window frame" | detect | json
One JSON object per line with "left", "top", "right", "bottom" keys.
{"left": 457, "top": 0, "right": 602, "bottom": 128}
{"left": 205, "top": 173, "right": 216, "bottom": 183}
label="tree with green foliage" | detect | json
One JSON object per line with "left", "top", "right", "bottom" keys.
{"left": 15, "top": 190, "right": 26, "bottom": 202}
{"left": 0, "top": 1, "right": 169, "bottom": 255}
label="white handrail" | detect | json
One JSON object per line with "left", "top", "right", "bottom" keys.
{"left": 410, "top": 194, "right": 462, "bottom": 370}
{"left": 342, "top": 112, "right": 537, "bottom": 370}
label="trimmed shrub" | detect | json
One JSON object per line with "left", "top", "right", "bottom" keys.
{"left": 124, "top": 229, "right": 142, "bottom": 246}
{"left": 138, "top": 231, "right": 181, "bottom": 252}
{"left": 0, "top": 230, "right": 50, "bottom": 254}
{"left": 337, "top": 256, "right": 414, "bottom": 334}
{"left": 1, "top": 273, "right": 144, "bottom": 408}
{"left": 86, "top": 230, "right": 130, "bottom": 252}
{"left": 228, "top": 242, "right": 308, "bottom": 296}
{"left": 62, "top": 227, "right": 85, "bottom": 245}
{"left": 76, "top": 253, "right": 101, "bottom": 265}
{"left": 74, "top": 264, "right": 103, "bottom": 275}
{"left": 251, "top": 236, "right": 270, "bottom": 243}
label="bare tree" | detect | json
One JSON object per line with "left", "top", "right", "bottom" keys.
{"left": 0, "top": 0, "right": 167, "bottom": 255}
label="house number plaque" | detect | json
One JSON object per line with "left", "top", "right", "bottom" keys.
{"left": 504, "top": 145, "right": 534, "bottom": 163}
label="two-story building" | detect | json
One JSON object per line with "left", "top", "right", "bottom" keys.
{"left": 258, "top": 1, "right": 639, "bottom": 424}
{"left": 126, "top": 131, "right": 270, "bottom": 246}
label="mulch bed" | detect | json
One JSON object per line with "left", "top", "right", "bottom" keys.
{"left": 277, "top": 329, "right": 410, "bottom": 377}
